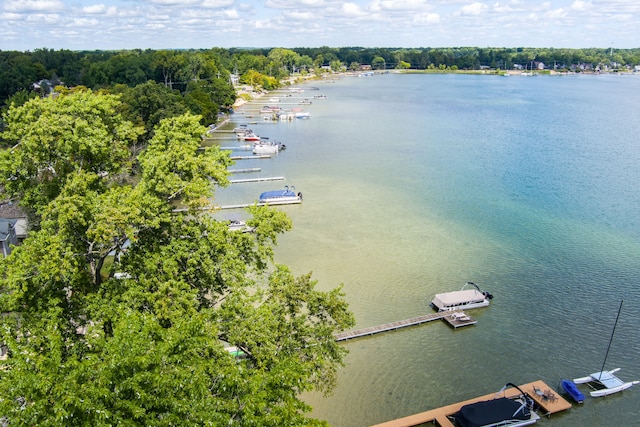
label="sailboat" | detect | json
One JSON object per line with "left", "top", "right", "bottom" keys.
{"left": 572, "top": 300, "right": 639, "bottom": 397}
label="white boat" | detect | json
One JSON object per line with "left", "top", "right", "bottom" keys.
{"left": 241, "top": 132, "right": 260, "bottom": 142}
{"left": 227, "top": 220, "right": 255, "bottom": 233}
{"left": 431, "top": 281, "right": 493, "bottom": 311}
{"left": 233, "top": 125, "right": 251, "bottom": 134}
{"left": 260, "top": 105, "right": 281, "bottom": 113}
{"left": 574, "top": 368, "right": 639, "bottom": 397}
{"left": 253, "top": 141, "right": 285, "bottom": 155}
{"left": 571, "top": 300, "right": 639, "bottom": 398}
{"left": 295, "top": 111, "right": 311, "bottom": 119}
{"left": 259, "top": 185, "right": 302, "bottom": 205}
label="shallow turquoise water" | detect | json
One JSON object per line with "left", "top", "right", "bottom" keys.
{"left": 215, "top": 73, "right": 640, "bottom": 426}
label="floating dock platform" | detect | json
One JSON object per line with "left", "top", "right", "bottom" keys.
{"left": 371, "top": 380, "right": 572, "bottom": 427}
{"left": 334, "top": 311, "right": 476, "bottom": 342}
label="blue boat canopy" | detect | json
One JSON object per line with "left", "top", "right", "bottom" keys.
{"left": 259, "top": 185, "right": 297, "bottom": 200}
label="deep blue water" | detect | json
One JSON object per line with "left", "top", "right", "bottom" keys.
{"left": 215, "top": 72, "right": 640, "bottom": 426}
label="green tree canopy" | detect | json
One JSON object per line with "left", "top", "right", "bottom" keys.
{"left": 0, "top": 91, "right": 354, "bottom": 426}
{"left": 0, "top": 90, "right": 142, "bottom": 215}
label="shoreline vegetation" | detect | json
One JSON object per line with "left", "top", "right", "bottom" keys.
{"left": 2, "top": 46, "right": 639, "bottom": 109}
{"left": 1, "top": 47, "right": 639, "bottom": 426}
{"left": 231, "top": 66, "right": 631, "bottom": 110}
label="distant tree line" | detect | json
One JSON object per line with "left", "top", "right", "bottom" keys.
{"left": 2, "top": 46, "right": 639, "bottom": 124}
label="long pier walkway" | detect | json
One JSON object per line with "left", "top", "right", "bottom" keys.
{"left": 372, "top": 380, "right": 572, "bottom": 427}
{"left": 334, "top": 311, "right": 475, "bottom": 342}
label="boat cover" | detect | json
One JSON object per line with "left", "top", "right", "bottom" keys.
{"left": 259, "top": 188, "right": 296, "bottom": 200}
{"left": 432, "top": 289, "right": 485, "bottom": 307}
{"left": 560, "top": 379, "right": 585, "bottom": 403}
{"left": 455, "top": 397, "right": 531, "bottom": 427}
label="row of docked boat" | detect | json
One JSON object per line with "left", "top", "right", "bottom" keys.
{"left": 451, "top": 371, "right": 639, "bottom": 427}
{"left": 232, "top": 125, "right": 286, "bottom": 155}
{"left": 229, "top": 88, "right": 317, "bottom": 205}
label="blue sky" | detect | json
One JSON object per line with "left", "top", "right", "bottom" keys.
{"left": 1, "top": 0, "right": 638, "bottom": 51}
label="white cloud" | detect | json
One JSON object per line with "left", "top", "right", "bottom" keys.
{"left": 543, "top": 8, "right": 568, "bottom": 19}
{"left": 202, "top": 0, "right": 235, "bottom": 8}
{"left": 83, "top": 4, "right": 107, "bottom": 14}
{"left": 1, "top": 0, "right": 640, "bottom": 50}
{"left": 146, "top": 0, "right": 200, "bottom": 5}
{"left": 147, "top": 13, "right": 171, "bottom": 21}
{"left": 0, "top": 12, "right": 24, "bottom": 21}
{"left": 266, "top": 0, "right": 327, "bottom": 9}
{"left": 342, "top": 2, "right": 367, "bottom": 17}
{"left": 459, "top": 2, "right": 488, "bottom": 16}
{"left": 222, "top": 8, "right": 240, "bottom": 19}
{"left": 283, "top": 11, "right": 315, "bottom": 20}
{"left": 4, "top": 0, "right": 66, "bottom": 13}
{"left": 368, "top": 0, "right": 430, "bottom": 12}
{"left": 570, "top": 1, "right": 593, "bottom": 12}
{"left": 105, "top": 7, "right": 134, "bottom": 18}
{"left": 69, "top": 18, "right": 100, "bottom": 27}
{"left": 25, "top": 13, "right": 62, "bottom": 24}
{"left": 414, "top": 12, "right": 440, "bottom": 24}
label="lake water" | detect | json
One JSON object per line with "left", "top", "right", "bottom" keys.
{"left": 213, "top": 72, "right": 640, "bottom": 426}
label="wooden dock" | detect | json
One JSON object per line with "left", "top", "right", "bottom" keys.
{"left": 228, "top": 168, "right": 261, "bottom": 174}
{"left": 229, "top": 176, "right": 285, "bottom": 184}
{"left": 230, "top": 155, "right": 271, "bottom": 160}
{"left": 334, "top": 311, "right": 475, "bottom": 342}
{"left": 218, "top": 199, "right": 302, "bottom": 210}
{"left": 371, "top": 380, "right": 572, "bottom": 427}
{"left": 220, "top": 145, "right": 251, "bottom": 150}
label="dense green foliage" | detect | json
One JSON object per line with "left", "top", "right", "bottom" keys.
{"left": 0, "top": 92, "right": 354, "bottom": 425}
{"left": 2, "top": 46, "right": 639, "bottom": 109}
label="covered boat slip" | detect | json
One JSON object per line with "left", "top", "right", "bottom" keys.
{"left": 371, "top": 380, "right": 572, "bottom": 427}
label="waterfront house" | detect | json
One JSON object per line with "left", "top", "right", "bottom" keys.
{"left": 0, "top": 201, "right": 28, "bottom": 257}
{"left": 0, "top": 219, "right": 18, "bottom": 257}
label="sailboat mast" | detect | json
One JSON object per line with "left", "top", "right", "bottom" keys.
{"left": 599, "top": 299, "right": 624, "bottom": 379}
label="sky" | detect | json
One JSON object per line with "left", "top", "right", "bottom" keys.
{"left": 1, "top": 0, "right": 639, "bottom": 51}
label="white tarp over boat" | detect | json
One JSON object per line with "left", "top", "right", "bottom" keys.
{"left": 432, "top": 288, "right": 491, "bottom": 311}
{"left": 433, "top": 289, "right": 485, "bottom": 307}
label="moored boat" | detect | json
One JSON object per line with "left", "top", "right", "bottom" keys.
{"left": 253, "top": 141, "right": 285, "bottom": 155}
{"left": 227, "top": 219, "right": 255, "bottom": 233}
{"left": 260, "top": 105, "right": 281, "bottom": 113}
{"left": 455, "top": 383, "right": 540, "bottom": 427}
{"left": 431, "top": 281, "right": 493, "bottom": 312}
{"left": 573, "top": 368, "right": 639, "bottom": 397}
{"left": 570, "top": 300, "right": 639, "bottom": 398}
{"left": 259, "top": 185, "right": 302, "bottom": 205}
{"left": 241, "top": 132, "right": 261, "bottom": 142}
{"left": 559, "top": 379, "right": 585, "bottom": 404}
{"left": 233, "top": 125, "right": 252, "bottom": 137}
